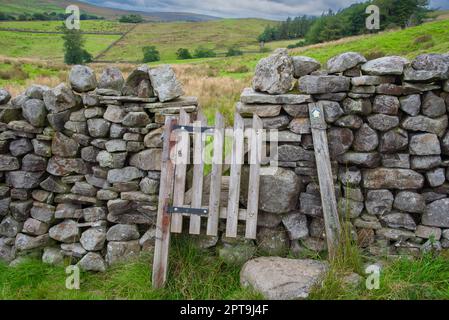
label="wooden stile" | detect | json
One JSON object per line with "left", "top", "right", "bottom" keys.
{"left": 245, "top": 115, "right": 263, "bottom": 239}
{"left": 189, "top": 112, "right": 207, "bottom": 235}
{"left": 225, "top": 113, "right": 245, "bottom": 238}
{"left": 152, "top": 117, "right": 178, "bottom": 289}
{"left": 308, "top": 103, "right": 341, "bottom": 259}
{"left": 206, "top": 112, "right": 225, "bottom": 236}
{"left": 170, "top": 110, "right": 190, "bottom": 233}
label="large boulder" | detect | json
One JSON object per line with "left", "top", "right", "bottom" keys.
{"left": 69, "top": 65, "right": 97, "bottom": 93}
{"left": 292, "top": 56, "right": 321, "bottom": 78}
{"left": 98, "top": 66, "right": 124, "bottom": 91}
{"left": 404, "top": 54, "right": 449, "bottom": 82}
{"left": 240, "top": 257, "right": 328, "bottom": 300}
{"left": 361, "top": 56, "right": 409, "bottom": 75}
{"left": 149, "top": 64, "right": 184, "bottom": 102}
{"left": 327, "top": 52, "right": 366, "bottom": 73}
{"left": 252, "top": 48, "right": 294, "bottom": 94}
{"left": 241, "top": 167, "right": 301, "bottom": 214}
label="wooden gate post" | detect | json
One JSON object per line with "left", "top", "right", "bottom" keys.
{"left": 152, "top": 116, "right": 178, "bottom": 289}
{"left": 308, "top": 103, "right": 341, "bottom": 260}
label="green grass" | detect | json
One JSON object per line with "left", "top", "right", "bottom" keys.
{"left": 0, "top": 61, "right": 62, "bottom": 86}
{"left": 0, "top": 31, "right": 120, "bottom": 60}
{"left": 101, "top": 18, "right": 277, "bottom": 62}
{"left": 0, "top": 236, "right": 262, "bottom": 300}
{"left": 0, "top": 0, "right": 63, "bottom": 15}
{"left": 0, "top": 20, "right": 133, "bottom": 33}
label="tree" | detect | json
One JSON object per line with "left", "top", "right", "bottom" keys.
{"left": 176, "top": 48, "right": 192, "bottom": 60}
{"left": 193, "top": 46, "right": 216, "bottom": 58}
{"left": 59, "top": 25, "right": 92, "bottom": 65}
{"left": 226, "top": 47, "right": 243, "bottom": 57}
{"left": 119, "top": 14, "right": 144, "bottom": 23}
{"left": 142, "top": 46, "right": 160, "bottom": 62}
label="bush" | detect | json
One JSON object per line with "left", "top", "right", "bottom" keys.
{"left": 142, "top": 46, "right": 160, "bottom": 62}
{"left": 193, "top": 46, "right": 216, "bottom": 58}
{"left": 176, "top": 48, "right": 192, "bottom": 60}
{"left": 287, "top": 40, "right": 307, "bottom": 49}
{"left": 119, "top": 14, "right": 144, "bottom": 23}
{"left": 226, "top": 47, "right": 243, "bottom": 57}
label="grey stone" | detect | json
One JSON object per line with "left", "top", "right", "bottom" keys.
{"left": 351, "top": 76, "right": 395, "bottom": 86}
{"left": 0, "top": 198, "right": 11, "bottom": 217}
{"left": 282, "top": 213, "right": 308, "bottom": 240}
{"left": 334, "top": 115, "right": 363, "bottom": 129}
{"left": 338, "top": 198, "right": 364, "bottom": 218}
{"left": 43, "top": 83, "right": 77, "bottom": 113}
{"left": 49, "top": 220, "right": 80, "bottom": 243}
{"left": 143, "top": 127, "right": 164, "bottom": 148}
{"left": 354, "top": 217, "right": 382, "bottom": 230}
{"left": 258, "top": 212, "right": 282, "bottom": 228}
{"left": 40, "top": 176, "right": 69, "bottom": 193}
{"left": 277, "top": 145, "right": 314, "bottom": 162}
{"left": 84, "top": 107, "right": 104, "bottom": 119}
{"left": 240, "top": 257, "right": 328, "bottom": 300}
{"left": 139, "top": 178, "right": 159, "bottom": 195}
{"left": 381, "top": 212, "right": 416, "bottom": 231}
{"left": 87, "top": 118, "right": 110, "bottom": 138}
{"left": 299, "top": 193, "right": 322, "bottom": 217}
{"left": 15, "top": 233, "right": 50, "bottom": 251}
{"left": 0, "top": 88, "right": 11, "bottom": 104}
{"left": 373, "top": 95, "right": 399, "bottom": 115}
{"left": 262, "top": 115, "right": 290, "bottom": 130}
{"left": 407, "top": 54, "right": 449, "bottom": 81}
{"left": 298, "top": 75, "right": 350, "bottom": 94}
{"left": 122, "top": 112, "right": 151, "bottom": 127}
{"left": 122, "top": 65, "right": 152, "bottom": 97}
{"left": 97, "top": 190, "right": 118, "bottom": 201}
{"left": 365, "top": 189, "right": 394, "bottom": 216}
{"left": 342, "top": 98, "right": 372, "bottom": 115}
{"left": 64, "top": 121, "right": 87, "bottom": 134}
{"left": 22, "top": 218, "right": 49, "bottom": 236}
{"left": 81, "top": 146, "right": 99, "bottom": 163}
{"left": 426, "top": 168, "right": 446, "bottom": 187}
{"left": 46, "top": 157, "right": 87, "bottom": 176}
{"left": 71, "top": 182, "right": 97, "bottom": 197}
{"left": 107, "top": 167, "right": 145, "bottom": 183}
{"left": 367, "top": 114, "right": 399, "bottom": 132}
{"left": 98, "top": 66, "right": 124, "bottom": 91}
{"left": 379, "top": 128, "right": 408, "bottom": 153}
{"left": 10, "top": 138, "right": 33, "bottom": 157}
{"left": 78, "top": 252, "right": 106, "bottom": 272}
{"left": 361, "top": 56, "right": 409, "bottom": 75}
{"left": 401, "top": 115, "right": 448, "bottom": 138}
{"left": 52, "top": 132, "right": 79, "bottom": 158}
{"left": 253, "top": 49, "right": 293, "bottom": 94}
{"left": 320, "top": 101, "right": 344, "bottom": 122}
{"left": 129, "top": 149, "right": 162, "bottom": 171}
{"left": 10, "top": 200, "right": 32, "bottom": 221}
{"left": 60, "top": 243, "right": 86, "bottom": 258}
{"left": 353, "top": 124, "right": 378, "bottom": 152}
{"left": 0, "top": 155, "right": 20, "bottom": 171}
{"left": 422, "top": 199, "right": 449, "bottom": 228}
{"left": 422, "top": 91, "right": 446, "bottom": 118}
{"left": 415, "top": 225, "right": 441, "bottom": 240}
{"left": 47, "top": 110, "right": 70, "bottom": 131}
{"left": 149, "top": 64, "right": 183, "bottom": 101}
{"left": 411, "top": 156, "right": 441, "bottom": 170}
{"left": 338, "top": 167, "right": 361, "bottom": 186}
{"left": 376, "top": 228, "right": 415, "bottom": 241}
{"left": 362, "top": 168, "right": 424, "bottom": 189}
{"left": 292, "top": 56, "right": 321, "bottom": 78}
{"left": 96, "top": 151, "right": 127, "bottom": 169}
{"left": 103, "top": 105, "right": 126, "bottom": 123}
{"left": 328, "top": 127, "right": 354, "bottom": 157}
{"left": 82, "top": 93, "right": 100, "bottom": 107}
{"left": 30, "top": 203, "right": 55, "bottom": 223}
{"left": 409, "top": 133, "right": 441, "bottom": 155}
{"left": 80, "top": 228, "right": 106, "bottom": 251}
{"left": 104, "top": 140, "right": 127, "bottom": 153}
{"left": 32, "top": 139, "right": 51, "bottom": 157}
{"left": 393, "top": 191, "right": 426, "bottom": 213}
{"left": 21, "top": 154, "right": 47, "bottom": 172}
{"left": 42, "top": 247, "right": 64, "bottom": 265}
{"left": 240, "top": 88, "right": 311, "bottom": 105}
{"left": 236, "top": 102, "right": 281, "bottom": 118}
{"left": 309, "top": 218, "right": 325, "bottom": 238}
{"left": 400, "top": 95, "right": 421, "bottom": 116}
{"left": 256, "top": 227, "right": 289, "bottom": 256}
{"left": 327, "top": 52, "right": 366, "bottom": 73}
{"left": 344, "top": 186, "right": 364, "bottom": 202}
{"left": 0, "top": 216, "right": 22, "bottom": 237}
{"left": 381, "top": 153, "right": 410, "bottom": 168}
{"left": 55, "top": 203, "right": 82, "bottom": 219}
{"left": 337, "top": 152, "right": 380, "bottom": 168}
{"left": 106, "top": 240, "right": 140, "bottom": 265}
{"left": 6, "top": 171, "right": 44, "bottom": 189}
{"left": 22, "top": 99, "right": 47, "bottom": 127}
{"left": 83, "top": 207, "right": 107, "bottom": 222}
{"left": 69, "top": 65, "right": 97, "bottom": 93}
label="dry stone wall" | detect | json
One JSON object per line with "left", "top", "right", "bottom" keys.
{"left": 0, "top": 64, "right": 198, "bottom": 270}
{"left": 237, "top": 49, "right": 449, "bottom": 257}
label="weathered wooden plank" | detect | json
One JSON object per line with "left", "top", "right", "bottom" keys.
{"left": 170, "top": 110, "right": 190, "bottom": 233}
{"left": 308, "top": 103, "right": 341, "bottom": 259}
{"left": 189, "top": 112, "right": 207, "bottom": 235}
{"left": 225, "top": 113, "right": 245, "bottom": 238}
{"left": 245, "top": 115, "right": 263, "bottom": 239}
{"left": 152, "top": 117, "right": 178, "bottom": 289}
{"left": 206, "top": 112, "right": 225, "bottom": 236}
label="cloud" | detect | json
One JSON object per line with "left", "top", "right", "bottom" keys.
{"left": 82, "top": 0, "right": 449, "bottom": 20}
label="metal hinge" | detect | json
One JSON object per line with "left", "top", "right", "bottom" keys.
{"left": 168, "top": 206, "right": 209, "bottom": 216}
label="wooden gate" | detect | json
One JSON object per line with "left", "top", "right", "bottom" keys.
{"left": 152, "top": 110, "right": 263, "bottom": 288}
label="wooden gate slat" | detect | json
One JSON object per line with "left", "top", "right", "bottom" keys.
{"left": 189, "top": 112, "right": 207, "bottom": 235}
{"left": 206, "top": 112, "right": 225, "bottom": 236}
{"left": 308, "top": 102, "right": 341, "bottom": 259}
{"left": 170, "top": 110, "right": 190, "bottom": 233}
{"left": 245, "top": 115, "right": 262, "bottom": 239}
{"left": 152, "top": 117, "right": 178, "bottom": 289}
{"left": 225, "top": 113, "right": 245, "bottom": 238}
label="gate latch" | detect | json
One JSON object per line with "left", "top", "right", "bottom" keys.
{"left": 168, "top": 206, "right": 209, "bottom": 216}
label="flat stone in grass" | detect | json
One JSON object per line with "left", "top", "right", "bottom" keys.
{"left": 240, "top": 257, "right": 328, "bottom": 300}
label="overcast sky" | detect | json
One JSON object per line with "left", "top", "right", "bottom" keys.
{"left": 83, "top": 0, "right": 449, "bottom": 20}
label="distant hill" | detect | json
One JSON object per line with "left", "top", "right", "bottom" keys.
{"left": 0, "top": 0, "right": 219, "bottom": 22}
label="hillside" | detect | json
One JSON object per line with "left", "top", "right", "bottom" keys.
{"left": 0, "top": 0, "right": 218, "bottom": 22}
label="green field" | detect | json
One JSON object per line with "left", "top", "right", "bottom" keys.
{"left": 0, "top": 31, "right": 120, "bottom": 60}
{"left": 101, "top": 18, "right": 277, "bottom": 62}
{"left": 0, "top": 0, "right": 63, "bottom": 15}
{"left": 0, "top": 20, "right": 133, "bottom": 33}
